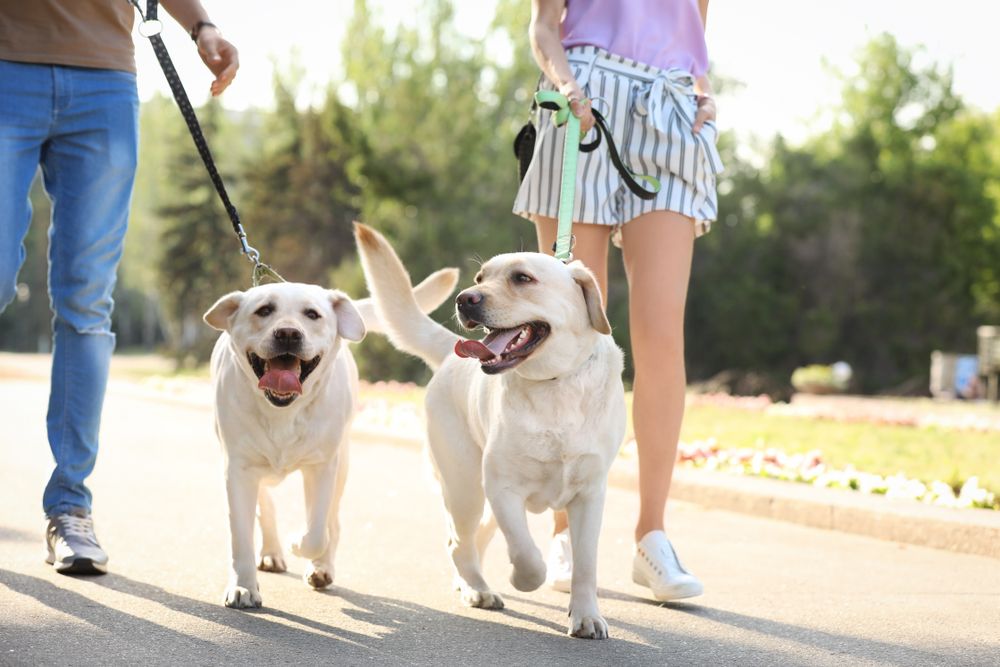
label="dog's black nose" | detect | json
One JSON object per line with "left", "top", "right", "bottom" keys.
{"left": 273, "top": 328, "right": 302, "bottom": 344}
{"left": 456, "top": 290, "right": 484, "bottom": 308}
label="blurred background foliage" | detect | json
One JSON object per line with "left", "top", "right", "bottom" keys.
{"left": 1, "top": 1, "right": 998, "bottom": 395}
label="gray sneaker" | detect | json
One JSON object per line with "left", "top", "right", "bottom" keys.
{"left": 45, "top": 510, "right": 109, "bottom": 575}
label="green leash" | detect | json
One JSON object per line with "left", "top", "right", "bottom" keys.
{"left": 534, "top": 91, "right": 582, "bottom": 262}
{"left": 534, "top": 90, "right": 662, "bottom": 263}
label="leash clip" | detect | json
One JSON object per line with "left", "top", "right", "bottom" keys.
{"left": 235, "top": 224, "right": 260, "bottom": 264}
{"left": 236, "top": 224, "right": 284, "bottom": 286}
{"left": 127, "top": 1, "right": 163, "bottom": 37}
{"left": 138, "top": 18, "right": 162, "bottom": 37}
{"left": 551, "top": 235, "right": 576, "bottom": 264}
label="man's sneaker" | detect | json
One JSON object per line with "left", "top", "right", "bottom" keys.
{"left": 45, "top": 510, "right": 108, "bottom": 575}
{"left": 545, "top": 529, "right": 572, "bottom": 593}
{"left": 632, "top": 530, "right": 702, "bottom": 601}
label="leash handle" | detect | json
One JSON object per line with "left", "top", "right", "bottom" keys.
{"left": 130, "top": 0, "right": 282, "bottom": 286}
{"left": 535, "top": 91, "right": 582, "bottom": 262}
{"left": 535, "top": 90, "right": 662, "bottom": 263}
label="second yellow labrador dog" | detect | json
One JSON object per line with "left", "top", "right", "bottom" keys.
{"left": 355, "top": 223, "right": 625, "bottom": 639}
{"left": 203, "top": 269, "right": 456, "bottom": 609}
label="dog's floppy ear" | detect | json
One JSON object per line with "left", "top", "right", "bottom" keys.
{"left": 568, "top": 261, "right": 611, "bottom": 334}
{"left": 329, "top": 290, "right": 366, "bottom": 342}
{"left": 203, "top": 291, "right": 244, "bottom": 331}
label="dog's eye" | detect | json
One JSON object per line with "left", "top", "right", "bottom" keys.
{"left": 304, "top": 309, "right": 322, "bottom": 320}
{"left": 474, "top": 273, "right": 483, "bottom": 284}
{"left": 255, "top": 305, "right": 274, "bottom": 317}
{"left": 513, "top": 272, "right": 534, "bottom": 284}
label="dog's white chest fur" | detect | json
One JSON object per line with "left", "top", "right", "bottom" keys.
{"left": 212, "top": 335, "right": 356, "bottom": 475}
{"left": 455, "top": 339, "right": 626, "bottom": 512}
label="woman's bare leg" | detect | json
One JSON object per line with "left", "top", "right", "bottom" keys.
{"left": 618, "top": 210, "right": 695, "bottom": 541}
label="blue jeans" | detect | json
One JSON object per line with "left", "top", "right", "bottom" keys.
{"left": 0, "top": 60, "right": 139, "bottom": 517}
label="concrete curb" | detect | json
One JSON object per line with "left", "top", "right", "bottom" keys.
{"left": 609, "top": 460, "right": 1000, "bottom": 560}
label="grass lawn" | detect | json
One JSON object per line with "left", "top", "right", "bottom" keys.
{"left": 362, "top": 383, "right": 999, "bottom": 493}
{"left": 680, "top": 403, "right": 1000, "bottom": 494}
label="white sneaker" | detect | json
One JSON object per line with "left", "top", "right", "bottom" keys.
{"left": 632, "top": 530, "right": 702, "bottom": 601}
{"left": 545, "top": 529, "right": 572, "bottom": 593}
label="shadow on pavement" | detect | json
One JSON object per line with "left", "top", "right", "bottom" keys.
{"left": 0, "top": 569, "right": 223, "bottom": 660}
{"left": 511, "top": 588, "right": 960, "bottom": 665}
{"left": 1, "top": 568, "right": 668, "bottom": 665}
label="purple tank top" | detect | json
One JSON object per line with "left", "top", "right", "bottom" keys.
{"left": 561, "top": 0, "right": 709, "bottom": 77}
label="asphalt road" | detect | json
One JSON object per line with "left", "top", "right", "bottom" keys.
{"left": 1, "top": 374, "right": 998, "bottom": 666}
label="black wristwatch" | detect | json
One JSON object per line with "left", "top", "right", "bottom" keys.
{"left": 190, "top": 20, "right": 218, "bottom": 41}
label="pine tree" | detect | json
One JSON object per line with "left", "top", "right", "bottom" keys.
{"left": 156, "top": 98, "right": 245, "bottom": 364}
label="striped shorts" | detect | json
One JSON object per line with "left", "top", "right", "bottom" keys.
{"left": 513, "top": 46, "right": 725, "bottom": 241}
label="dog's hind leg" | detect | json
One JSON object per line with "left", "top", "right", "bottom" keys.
{"left": 257, "top": 486, "right": 287, "bottom": 573}
{"left": 305, "top": 444, "right": 350, "bottom": 590}
{"left": 427, "top": 412, "right": 504, "bottom": 610}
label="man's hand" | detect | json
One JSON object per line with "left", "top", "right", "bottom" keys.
{"left": 195, "top": 27, "right": 238, "bottom": 96}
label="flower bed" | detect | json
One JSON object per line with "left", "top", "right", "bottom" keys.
{"left": 673, "top": 439, "right": 998, "bottom": 511}
{"left": 350, "top": 384, "right": 998, "bottom": 511}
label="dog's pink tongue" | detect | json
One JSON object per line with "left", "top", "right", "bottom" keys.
{"left": 258, "top": 370, "right": 302, "bottom": 395}
{"left": 454, "top": 329, "right": 520, "bottom": 361}
{"left": 455, "top": 339, "right": 493, "bottom": 361}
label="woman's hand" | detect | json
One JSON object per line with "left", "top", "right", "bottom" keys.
{"left": 196, "top": 27, "right": 239, "bottom": 96}
{"left": 692, "top": 94, "right": 716, "bottom": 135}
{"left": 559, "top": 82, "right": 595, "bottom": 135}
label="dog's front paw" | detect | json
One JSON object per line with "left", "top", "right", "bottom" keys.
{"left": 569, "top": 610, "right": 609, "bottom": 640}
{"left": 509, "top": 550, "right": 546, "bottom": 592}
{"left": 223, "top": 583, "right": 262, "bottom": 609}
{"left": 290, "top": 531, "right": 328, "bottom": 561}
{"left": 258, "top": 553, "right": 287, "bottom": 573}
{"left": 459, "top": 587, "right": 505, "bottom": 610}
{"left": 304, "top": 563, "right": 334, "bottom": 590}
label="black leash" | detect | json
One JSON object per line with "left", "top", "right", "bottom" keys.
{"left": 565, "top": 107, "right": 659, "bottom": 201}
{"left": 128, "top": 0, "right": 283, "bottom": 285}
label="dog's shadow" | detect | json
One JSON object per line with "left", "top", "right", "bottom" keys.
{"left": 0, "top": 568, "right": 662, "bottom": 664}
{"left": 507, "top": 587, "right": 958, "bottom": 666}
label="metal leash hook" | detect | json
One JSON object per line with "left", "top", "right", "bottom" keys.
{"left": 128, "top": 0, "right": 162, "bottom": 36}
{"left": 551, "top": 234, "right": 577, "bottom": 263}
{"left": 236, "top": 225, "right": 284, "bottom": 286}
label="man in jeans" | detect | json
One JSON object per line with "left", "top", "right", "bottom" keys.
{"left": 0, "top": 0, "right": 238, "bottom": 574}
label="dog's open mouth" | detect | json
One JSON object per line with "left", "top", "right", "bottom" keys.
{"left": 454, "top": 322, "right": 550, "bottom": 374}
{"left": 247, "top": 352, "right": 322, "bottom": 406}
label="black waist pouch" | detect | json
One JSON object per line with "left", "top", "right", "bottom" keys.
{"left": 513, "top": 121, "right": 536, "bottom": 183}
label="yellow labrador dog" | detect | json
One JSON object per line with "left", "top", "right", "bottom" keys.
{"left": 203, "top": 270, "right": 456, "bottom": 609}
{"left": 355, "top": 223, "right": 625, "bottom": 639}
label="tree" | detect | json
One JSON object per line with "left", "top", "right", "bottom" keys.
{"left": 688, "top": 34, "right": 1000, "bottom": 392}
{"left": 336, "top": 0, "right": 539, "bottom": 381}
{"left": 155, "top": 98, "right": 246, "bottom": 364}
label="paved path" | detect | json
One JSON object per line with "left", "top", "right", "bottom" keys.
{"left": 1, "top": 376, "right": 998, "bottom": 666}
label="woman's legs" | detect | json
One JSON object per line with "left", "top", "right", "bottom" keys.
{"left": 533, "top": 215, "right": 610, "bottom": 537}
{"left": 533, "top": 216, "right": 611, "bottom": 297}
{"left": 619, "top": 210, "right": 695, "bottom": 541}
